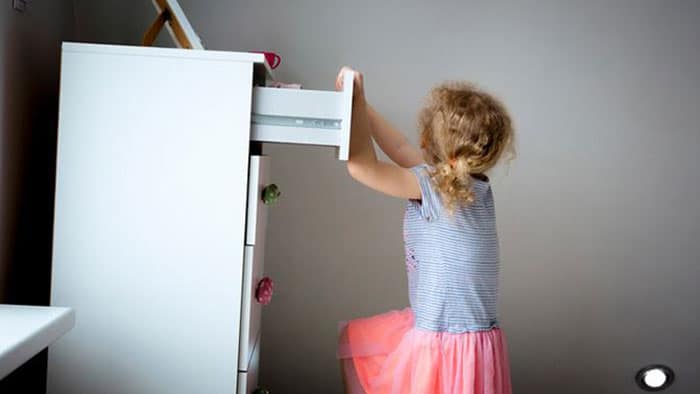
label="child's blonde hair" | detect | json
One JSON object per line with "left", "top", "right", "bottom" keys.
{"left": 418, "top": 81, "right": 514, "bottom": 211}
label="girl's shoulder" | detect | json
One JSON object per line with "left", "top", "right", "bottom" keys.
{"left": 407, "top": 164, "right": 441, "bottom": 221}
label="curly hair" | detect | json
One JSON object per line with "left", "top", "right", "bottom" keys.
{"left": 418, "top": 81, "right": 514, "bottom": 212}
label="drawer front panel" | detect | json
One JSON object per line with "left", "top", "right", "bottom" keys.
{"left": 237, "top": 333, "right": 261, "bottom": 393}
{"left": 239, "top": 245, "right": 265, "bottom": 368}
{"left": 245, "top": 156, "right": 272, "bottom": 246}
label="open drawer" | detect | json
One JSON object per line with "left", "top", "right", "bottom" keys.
{"left": 250, "top": 72, "right": 354, "bottom": 160}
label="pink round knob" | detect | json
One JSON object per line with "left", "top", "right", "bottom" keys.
{"left": 255, "top": 277, "right": 274, "bottom": 305}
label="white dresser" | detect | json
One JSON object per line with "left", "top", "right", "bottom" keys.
{"left": 47, "top": 42, "right": 353, "bottom": 394}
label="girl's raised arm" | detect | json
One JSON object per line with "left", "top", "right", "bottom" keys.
{"left": 367, "top": 104, "right": 423, "bottom": 168}
{"left": 336, "top": 67, "right": 421, "bottom": 200}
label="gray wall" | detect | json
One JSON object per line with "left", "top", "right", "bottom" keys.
{"left": 69, "top": 1, "right": 700, "bottom": 393}
{"left": 0, "top": 0, "right": 75, "bottom": 391}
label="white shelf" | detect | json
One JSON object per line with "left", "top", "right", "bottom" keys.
{"left": 0, "top": 305, "right": 75, "bottom": 380}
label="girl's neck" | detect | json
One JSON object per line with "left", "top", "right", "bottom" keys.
{"left": 470, "top": 173, "right": 489, "bottom": 182}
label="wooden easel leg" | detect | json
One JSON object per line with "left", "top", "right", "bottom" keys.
{"left": 142, "top": 10, "right": 170, "bottom": 46}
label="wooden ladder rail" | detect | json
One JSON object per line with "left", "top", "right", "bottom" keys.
{"left": 142, "top": 0, "right": 195, "bottom": 49}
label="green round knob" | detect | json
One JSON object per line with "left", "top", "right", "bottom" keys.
{"left": 261, "top": 184, "right": 280, "bottom": 205}
{"left": 253, "top": 388, "right": 271, "bottom": 394}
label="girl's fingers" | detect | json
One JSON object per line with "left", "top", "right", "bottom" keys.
{"left": 336, "top": 72, "right": 343, "bottom": 90}
{"left": 336, "top": 67, "right": 350, "bottom": 91}
{"left": 336, "top": 67, "right": 349, "bottom": 90}
{"left": 335, "top": 66, "right": 363, "bottom": 93}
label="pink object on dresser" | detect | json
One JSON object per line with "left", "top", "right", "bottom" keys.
{"left": 252, "top": 51, "right": 281, "bottom": 69}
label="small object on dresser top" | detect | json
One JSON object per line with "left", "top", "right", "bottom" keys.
{"left": 266, "top": 80, "right": 302, "bottom": 89}
{"left": 251, "top": 51, "right": 281, "bottom": 69}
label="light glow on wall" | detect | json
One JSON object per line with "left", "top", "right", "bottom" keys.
{"left": 636, "top": 365, "right": 674, "bottom": 391}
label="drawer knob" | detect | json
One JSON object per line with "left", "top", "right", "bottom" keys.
{"left": 261, "top": 184, "right": 281, "bottom": 205}
{"left": 255, "top": 276, "right": 274, "bottom": 305}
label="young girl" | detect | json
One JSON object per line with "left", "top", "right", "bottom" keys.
{"left": 336, "top": 67, "right": 514, "bottom": 394}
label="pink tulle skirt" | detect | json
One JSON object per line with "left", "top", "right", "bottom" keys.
{"left": 337, "top": 308, "right": 512, "bottom": 394}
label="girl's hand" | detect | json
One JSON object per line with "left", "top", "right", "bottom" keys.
{"left": 335, "top": 66, "right": 365, "bottom": 100}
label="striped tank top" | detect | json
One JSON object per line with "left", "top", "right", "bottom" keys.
{"left": 404, "top": 164, "right": 500, "bottom": 333}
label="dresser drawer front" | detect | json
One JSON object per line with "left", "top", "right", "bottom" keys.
{"left": 245, "top": 156, "right": 272, "bottom": 246}
{"left": 237, "top": 333, "right": 261, "bottom": 393}
{"left": 239, "top": 245, "right": 265, "bottom": 368}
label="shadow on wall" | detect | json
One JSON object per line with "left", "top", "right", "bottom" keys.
{"left": 0, "top": 9, "right": 59, "bottom": 309}
{"left": 0, "top": 18, "right": 22, "bottom": 304}
{"left": 0, "top": 14, "right": 63, "bottom": 394}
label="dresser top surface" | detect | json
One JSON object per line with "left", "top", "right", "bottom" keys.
{"left": 62, "top": 41, "right": 267, "bottom": 64}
